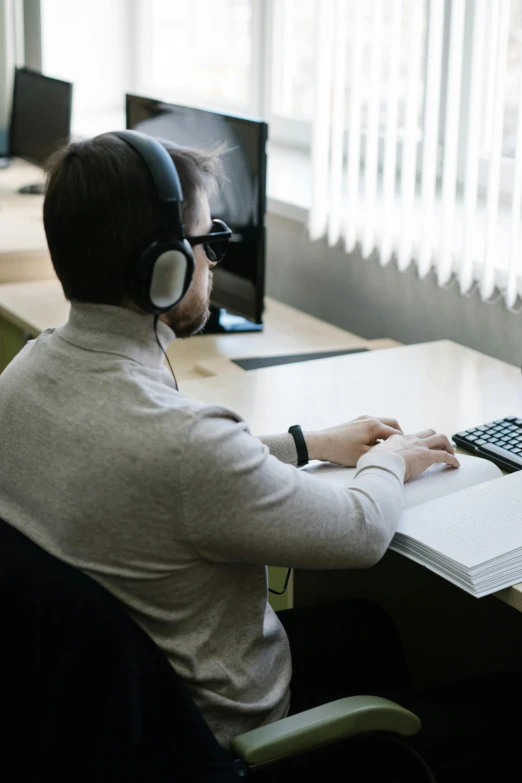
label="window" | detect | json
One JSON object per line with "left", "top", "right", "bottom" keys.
{"left": 136, "top": 0, "right": 254, "bottom": 113}
{"left": 40, "top": 0, "right": 131, "bottom": 135}
{"left": 32, "top": 0, "right": 522, "bottom": 302}
{"left": 271, "top": 0, "right": 316, "bottom": 121}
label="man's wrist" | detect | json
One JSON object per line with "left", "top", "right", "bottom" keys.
{"left": 303, "top": 430, "right": 321, "bottom": 462}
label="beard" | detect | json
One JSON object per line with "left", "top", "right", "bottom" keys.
{"left": 163, "top": 270, "right": 213, "bottom": 339}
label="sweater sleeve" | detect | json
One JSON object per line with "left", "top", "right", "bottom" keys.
{"left": 259, "top": 433, "right": 298, "bottom": 465}
{"left": 180, "top": 406, "right": 405, "bottom": 570}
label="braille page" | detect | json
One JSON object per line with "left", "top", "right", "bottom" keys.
{"left": 395, "top": 471, "right": 522, "bottom": 569}
{"left": 303, "top": 454, "right": 501, "bottom": 509}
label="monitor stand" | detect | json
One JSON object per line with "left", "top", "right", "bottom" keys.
{"left": 18, "top": 182, "right": 45, "bottom": 195}
{"left": 199, "top": 307, "right": 263, "bottom": 335}
{"left": 0, "top": 157, "right": 11, "bottom": 170}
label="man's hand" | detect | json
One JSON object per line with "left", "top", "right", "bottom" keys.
{"left": 372, "top": 430, "right": 460, "bottom": 481}
{"left": 304, "top": 415, "right": 403, "bottom": 467}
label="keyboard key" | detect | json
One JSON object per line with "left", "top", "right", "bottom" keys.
{"left": 477, "top": 425, "right": 489, "bottom": 431}
{"left": 506, "top": 416, "right": 517, "bottom": 422}
{"left": 457, "top": 431, "right": 469, "bottom": 437}
{"left": 484, "top": 443, "right": 522, "bottom": 467}
{"left": 475, "top": 439, "right": 487, "bottom": 446}
{"left": 497, "top": 441, "right": 507, "bottom": 447}
{"left": 513, "top": 448, "right": 522, "bottom": 454}
{"left": 466, "top": 435, "right": 478, "bottom": 442}
{"left": 515, "top": 419, "right": 522, "bottom": 425}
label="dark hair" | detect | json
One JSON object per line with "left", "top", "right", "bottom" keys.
{"left": 43, "top": 133, "right": 223, "bottom": 305}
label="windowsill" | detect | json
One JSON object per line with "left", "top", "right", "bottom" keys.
{"left": 266, "top": 143, "right": 311, "bottom": 223}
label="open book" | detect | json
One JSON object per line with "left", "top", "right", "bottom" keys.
{"left": 303, "top": 454, "right": 522, "bottom": 597}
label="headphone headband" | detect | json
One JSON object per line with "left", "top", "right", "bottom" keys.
{"left": 110, "top": 130, "right": 184, "bottom": 208}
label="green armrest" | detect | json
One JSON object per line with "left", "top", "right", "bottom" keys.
{"left": 230, "top": 695, "right": 421, "bottom": 766}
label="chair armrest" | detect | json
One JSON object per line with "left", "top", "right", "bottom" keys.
{"left": 230, "top": 695, "right": 421, "bottom": 766}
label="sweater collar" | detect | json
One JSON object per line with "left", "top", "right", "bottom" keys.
{"left": 56, "top": 302, "right": 175, "bottom": 369}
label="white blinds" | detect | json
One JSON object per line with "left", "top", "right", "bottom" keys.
{"left": 309, "top": 0, "right": 522, "bottom": 308}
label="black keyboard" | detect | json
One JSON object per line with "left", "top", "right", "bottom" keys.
{"left": 453, "top": 416, "right": 522, "bottom": 472}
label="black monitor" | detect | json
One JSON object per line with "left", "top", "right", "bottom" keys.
{"left": 9, "top": 67, "right": 72, "bottom": 193}
{"left": 126, "top": 93, "right": 267, "bottom": 332}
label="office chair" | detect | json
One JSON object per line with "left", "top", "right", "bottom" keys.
{"left": 0, "top": 519, "right": 434, "bottom": 782}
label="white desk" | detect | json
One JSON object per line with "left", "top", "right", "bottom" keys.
{"left": 0, "top": 159, "right": 53, "bottom": 282}
{"left": 0, "top": 279, "right": 378, "bottom": 380}
{"left": 181, "top": 340, "right": 522, "bottom": 612}
{"left": 182, "top": 341, "right": 522, "bottom": 685}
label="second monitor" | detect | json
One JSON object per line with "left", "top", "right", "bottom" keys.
{"left": 10, "top": 67, "right": 72, "bottom": 193}
{"left": 126, "top": 93, "right": 267, "bottom": 332}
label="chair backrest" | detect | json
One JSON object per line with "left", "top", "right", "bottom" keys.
{"left": 0, "top": 519, "right": 240, "bottom": 782}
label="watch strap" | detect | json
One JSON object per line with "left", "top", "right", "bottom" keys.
{"left": 288, "top": 424, "right": 309, "bottom": 467}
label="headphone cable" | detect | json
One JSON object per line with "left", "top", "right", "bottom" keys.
{"left": 153, "top": 314, "right": 179, "bottom": 389}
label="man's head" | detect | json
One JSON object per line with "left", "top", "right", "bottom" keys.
{"left": 43, "top": 133, "right": 223, "bottom": 338}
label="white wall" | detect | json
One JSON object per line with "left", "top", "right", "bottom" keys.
{"left": 266, "top": 213, "right": 522, "bottom": 368}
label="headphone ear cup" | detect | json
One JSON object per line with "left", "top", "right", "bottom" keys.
{"left": 129, "top": 239, "right": 194, "bottom": 314}
{"left": 149, "top": 241, "right": 194, "bottom": 310}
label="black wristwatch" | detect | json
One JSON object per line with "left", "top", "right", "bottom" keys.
{"left": 288, "top": 424, "right": 309, "bottom": 467}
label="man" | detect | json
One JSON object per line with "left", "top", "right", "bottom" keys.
{"left": 0, "top": 132, "right": 476, "bottom": 773}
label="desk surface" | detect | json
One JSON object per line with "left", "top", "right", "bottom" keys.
{"left": 0, "top": 279, "right": 372, "bottom": 381}
{"left": 0, "top": 159, "right": 53, "bottom": 281}
{"left": 181, "top": 340, "right": 522, "bottom": 612}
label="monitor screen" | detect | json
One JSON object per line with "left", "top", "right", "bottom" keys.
{"left": 126, "top": 94, "right": 267, "bottom": 325}
{"left": 9, "top": 67, "right": 72, "bottom": 168}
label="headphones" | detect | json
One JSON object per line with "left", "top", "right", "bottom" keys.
{"left": 110, "top": 130, "right": 195, "bottom": 314}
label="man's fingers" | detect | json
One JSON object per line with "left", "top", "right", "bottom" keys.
{"left": 371, "top": 423, "right": 402, "bottom": 441}
{"left": 429, "top": 450, "right": 460, "bottom": 469}
{"left": 377, "top": 417, "right": 403, "bottom": 433}
{"left": 415, "top": 429, "right": 436, "bottom": 439}
{"left": 425, "top": 433, "right": 456, "bottom": 455}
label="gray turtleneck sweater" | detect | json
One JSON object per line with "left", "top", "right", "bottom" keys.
{"left": 0, "top": 303, "right": 405, "bottom": 747}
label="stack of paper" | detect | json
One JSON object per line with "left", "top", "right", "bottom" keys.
{"left": 304, "top": 454, "right": 522, "bottom": 597}
{"left": 392, "top": 470, "right": 522, "bottom": 597}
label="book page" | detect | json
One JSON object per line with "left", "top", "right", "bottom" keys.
{"left": 302, "top": 453, "right": 501, "bottom": 509}
{"left": 396, "top": 471, "right": 522, "bottom": 568}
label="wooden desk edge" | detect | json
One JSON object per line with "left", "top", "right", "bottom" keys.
{"left": 0, "top": 301, "right": 41, "bottom": 338}
{"left": 496, "top": 584, "right": 522, "bottom": 612}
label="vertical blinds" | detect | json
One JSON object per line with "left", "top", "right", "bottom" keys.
{"left": 309, "top": 0, "right": 522, "bottom": 309}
